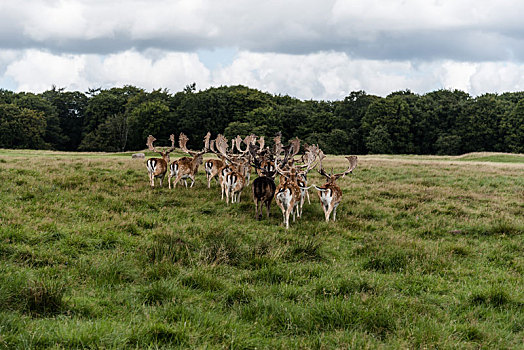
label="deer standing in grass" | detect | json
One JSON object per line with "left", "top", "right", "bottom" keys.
{"left": 146, "top": 134, "right": 175, "bottom": 187}
{"left": 213, "top": 134, "right": 252, "bottom": 204}
{"left": 169, "top": 132, "right": 209, "bottom": 189}
{"left": 273, "top": 137, "right": 303, "bottom": 229}
{"left": 314, "top": 156, "right": 358, "bottom": 222}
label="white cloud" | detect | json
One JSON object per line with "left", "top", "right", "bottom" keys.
{"left": 1, "top": 1, "right": 524, "bottom": 98}
{"left": 4, "top": 48, "right": 524, "bottom": 99}
{"left": 5, "top": 50, "right": 89, "bottom": 92}
{"left": 3, "top": 49, "right": 211, "bottom": 93}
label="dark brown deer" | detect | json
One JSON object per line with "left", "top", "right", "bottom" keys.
{"left": 252, "top": 169, "right": 276, "bottom": 220}
{"left": 146, "top": 134, "right": 175, "bottom": 187}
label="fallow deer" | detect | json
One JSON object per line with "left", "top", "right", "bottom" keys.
{"left": 146, "top": 134, "right": 175, "bottom": 188}
{"left": 273, "top": 139, "right": 303, "bottom": 229}
{"left": 252, "top": 169, "right": 276, "bottom": 220}
{"left": 213, "top": 133, "right": 251, "bottom": 203}
{"left": 274, "top": 166, "right": 301, "bottom": 229}
{"left": 204, "top": 158, "right": 225, "bottom": 188}
{"left": 314, "top": 156, "right": 358, "bottom": 222}
{"left": 224, "top": 170, "right": 246, "bottom": 204}
{"left": 169, "top": 132, "right": 208, "bottom": 188}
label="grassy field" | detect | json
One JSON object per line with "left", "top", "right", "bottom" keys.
{"left": 0, "top": 150, "right": 522, "bottom": 349}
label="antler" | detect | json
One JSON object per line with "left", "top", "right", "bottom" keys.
{"left": 179, "top": 132, "right": 190, "bottom": 154}
{"left": 273, "top": 132, "right": 283, "bottom": 156}
{"left": 297, "top": 144, "right": 319, "bottom": 174}
{"left": 234, "top": 135, "right": 245, "bottom": 153}
{"left": 203, "top": 131, "right": 211, "bottom": 152}
{"left": 147, "top": 134, "right": 175, "bottom": 154}
{"left": 215, "top": 134, "right": 230, "bottom": 160}
{"left": 258, "top": 136, "right": 265, "bottom": 150}
{"left": 333, "top": 156, "right": 358, "bottom": 179}
{"left": 146, "top": 135, "right": 159, "bottom": 153}
{"left": 179, "top": 132, "right": 206, "bottom": 156}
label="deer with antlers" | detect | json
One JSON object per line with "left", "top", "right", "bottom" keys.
{"left": 249, "top": 141, "right": 277, "bottom": 220}
{"left": 146, "top": 134, "right": 175, "bottom": 188}
{"left": 212, "top": 133, "right": 254, "bottom": 204}
{"left": 272, "top": 137, "right": 305, "bottom": 228}
{"left": 168, "top": 132, "right": 208, "bottom": 189}
{"left": 314, "top": 156, "right": 358, "bottom": 222}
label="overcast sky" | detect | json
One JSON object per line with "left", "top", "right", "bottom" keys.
{"left": 1, "top": 0, "right": 524, "bottom": 100}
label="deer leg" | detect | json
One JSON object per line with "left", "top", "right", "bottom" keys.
{"left": 306, "top": 190, "right": 311, "bottom": 204}
{"left": 325, "top": 204, "right": 334, "bottom": 222}
{"left": 333, "top": 203, "right": 339, "bottom": 222}
{"left": 149, "top": 173, "right": 154, "bottom": 187}
{"left": 254, "top": 199, "right": 260, "bottom": 219}
{"left": 265, "top": 200, "right": 271, "bottom": 219}
{"left": 285, "top": 207, "right": 292, "bottom": 228}
{"left": 159, "top": 174, "right": 164, "bottom": 187}
{"left": 173, "top": 175, "right": 182, "bottom": 188}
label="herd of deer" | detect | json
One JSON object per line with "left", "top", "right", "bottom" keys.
{"left": 145, "top": 132, "right": 358, "bottom": 229}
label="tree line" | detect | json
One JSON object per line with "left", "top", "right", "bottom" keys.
{"left": 0, "top": 84, "right": 523, "bottom": 155}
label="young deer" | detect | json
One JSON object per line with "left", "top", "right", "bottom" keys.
{"left": 146, "top": 134, "right": 175, "bottom": 187}
{"left": 314, "top": 156, "right": 358, "bottom": 222}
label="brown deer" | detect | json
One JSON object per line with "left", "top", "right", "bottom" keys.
{"left": 169, "top": 132, "right": 208, "bottom": 189}
{"left": 146, "top": 134, "right": 175, "bottom": 187}
{"left": 314, "top": 156, "right": 358, "bottom": 222}
{"left": 273, "top": 139, "right": 303, "bottom": 229}
{"left": 213, "top": 133, "right": 251, "bottom": 203}
{"left": 224, "top": 170, "right": 246, "bottom": 204}
{"left": 274, "top": 166, "right": 301, "bottom": 229}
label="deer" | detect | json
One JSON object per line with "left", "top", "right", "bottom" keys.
{"left": 213, "top": 133, "right": 253, "bottom": 204}
{"left": 169, "top": 132, "right": 208, "bottom": 189}
{"left": 202, "top": 138, "right": 226, "bottom": 188}
{"left": 249, "top": 142, "right": 277, "bottom": 220}
{"left": 252, "top": 172, "right": 276, "bottom": 220}
{"left": 146, "top": 134, "right": 175, "bottom": 188}
{"left": 273, "top": 137, "right": 304, "bottom": 229}
{"left": 274, "top": 164, "right": 301, "bottom": 229}
{"left": 314, "top": 156, "right": 358, "bottom": 222}
{"left": 224, "top": 170, "right": 246, "bottom": 204}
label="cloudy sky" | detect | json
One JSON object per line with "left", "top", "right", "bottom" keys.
{"left": 1, "top": 0, "right": 524, "bottom": 100}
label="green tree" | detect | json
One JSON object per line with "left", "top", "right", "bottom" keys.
{"left": 361, "top": 95, "right": 414, "bottom": 154}
{"left": 0, "top": 104, "right": 47, "bottom": 149}
{"left": 365, "top": 125, "right": 393, "bottom": 154}
{"left": 13, "top": 92, "right": 65, "bottom": 149}
{"left": 434, "top": 134, "right": 462, "bottom": 155}
{"left": 78, "top": 113, "right": 129, "bottom": 152}
{"left": 501, "top": 99, "right": 524, "bottom": 153}
{"left": 42, "top": 87, "right": 88, "bottom": 151}
{"left": 127, "top": 101, "right": 172, "bottom": 151}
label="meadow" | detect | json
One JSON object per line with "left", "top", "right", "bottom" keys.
{"left": 0, "top": 150, "right": 522, "bottom": 349}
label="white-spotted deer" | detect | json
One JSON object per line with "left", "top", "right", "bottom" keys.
{"left": 273, "top": 139, "right": 303, "bottom": 229}
{"left": 314, "top": 156, "right": 358, "bottom": 222}
{"left": 146, "top": 134, "right": 175, "bottom": 187}
{"left": 274, "top": 167, "right": 301, "bottom": 229}
{"left": 213, "top": 134, "right": 252, "bottom": 203}
{"left": 169, "top": 132, "right": 208, "bottom": 189}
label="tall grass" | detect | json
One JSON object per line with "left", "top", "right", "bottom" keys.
{"left": 0, "top": 151, "right": 522, "bottom": 348}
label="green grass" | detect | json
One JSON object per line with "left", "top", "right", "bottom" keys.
{"left": 0, "top": 150, "right": 522, "bottom": 348}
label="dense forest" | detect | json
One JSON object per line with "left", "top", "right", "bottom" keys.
{"left": 0, "top": 84, "right": 523, "bottom": 155}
